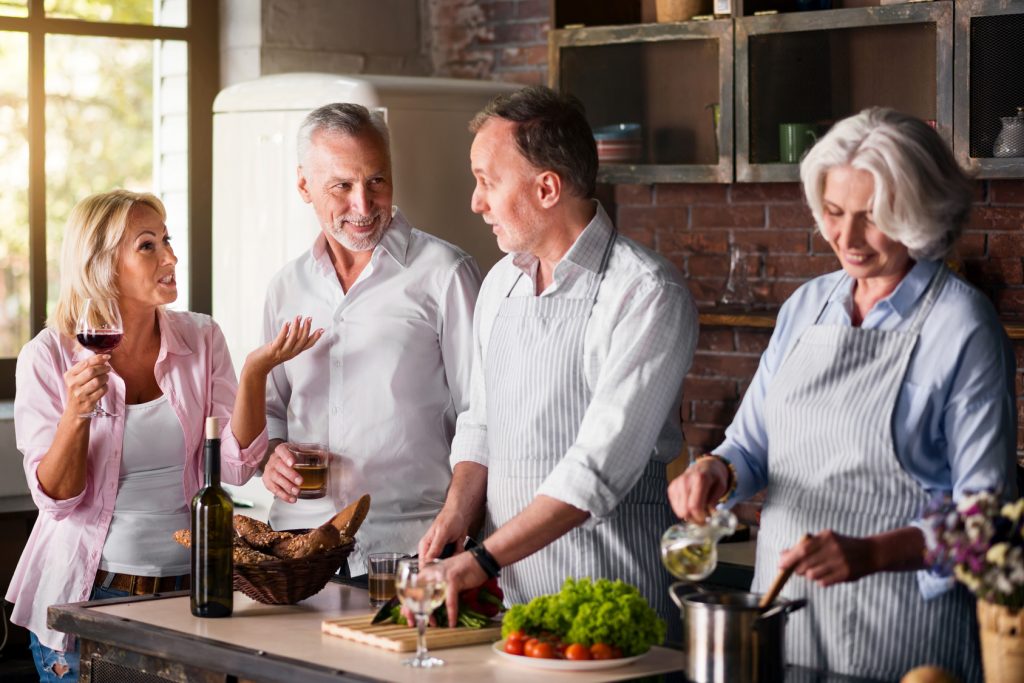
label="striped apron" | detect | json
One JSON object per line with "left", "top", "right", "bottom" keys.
{"left": 754, "top": 266, "right": 980, "bottom": 683}
{"left": 483, "top": 228, "right": 676, "bottom": 631}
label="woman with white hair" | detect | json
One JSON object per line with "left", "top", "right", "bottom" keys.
{"left": 8, "top": 189, "right": 321, "bottom": 681}
{"left": 668, "top": 108, "right": 1015, "bottom": 682}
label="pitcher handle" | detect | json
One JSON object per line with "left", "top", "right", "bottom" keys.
{"left": 669, "top": 581, "right": 703, "bottom": 609}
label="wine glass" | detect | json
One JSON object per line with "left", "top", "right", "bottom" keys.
{"left": 395, "top": 558, "right": 448, "bottom": 668}
{"left": 75, "top": 298, "right": 123, "bottom": 418}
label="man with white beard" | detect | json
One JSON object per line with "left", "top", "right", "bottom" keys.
{"left": 258, "top": 103, "right": 481, "bottom": 575}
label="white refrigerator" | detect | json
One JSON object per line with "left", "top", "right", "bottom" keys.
{"left": 211, "top": 72, "right": 516, "bottom": 370}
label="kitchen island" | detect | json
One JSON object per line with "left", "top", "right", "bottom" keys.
{"left": 50, "top": 579, "right": 890, "bottom": 683}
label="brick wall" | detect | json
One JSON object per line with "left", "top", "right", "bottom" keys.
{"left": 425, "top": 0, "right": 550, "bottom": 84}
{"left": 429, "top": 2, "right": 1024, "bottom": 465}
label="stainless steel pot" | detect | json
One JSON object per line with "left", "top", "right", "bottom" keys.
{"left": 670, "top": 583, "right": 807, "bottom": 683}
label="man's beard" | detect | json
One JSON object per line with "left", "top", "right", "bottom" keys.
{"left": 328, "top": 210, "right": 391, "bottom": 252}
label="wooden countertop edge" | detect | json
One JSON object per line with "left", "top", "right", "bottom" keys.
{"left": 48, "top": 596, "right": 376, "bottom": 683}
{"left": 700, "top": 313, "right": 1024, "bottom": 339}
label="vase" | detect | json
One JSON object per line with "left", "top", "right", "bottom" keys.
{"left": 993, "top": 107, "right": 1024, "bottom": 158}
{"left": 977, "top": 600, "right": 1024, "bottom": 683}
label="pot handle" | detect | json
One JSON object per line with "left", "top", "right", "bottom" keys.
{"left": 668, "top": 581, "right": 704, "bottom": 609}
{"left": 756, "top": 598, "right": 808, "bottom": 623}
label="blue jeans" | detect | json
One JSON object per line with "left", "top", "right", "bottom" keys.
{"left": 28, "top": 585, "right": 129, "bottom": 682}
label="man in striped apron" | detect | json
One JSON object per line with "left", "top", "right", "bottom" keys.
{"left": 419, "top": 86, "right": 698, "bottom": 633}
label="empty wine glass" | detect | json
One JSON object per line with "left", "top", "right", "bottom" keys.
{"left": 395, "top": 558, "right": 448, "bottom": 668}
{"left": 75, "top": 298, "right": 123, "bottom": 418}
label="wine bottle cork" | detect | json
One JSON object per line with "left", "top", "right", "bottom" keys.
{"left": 205, "top": 416, "right": 221, "bottom": 439}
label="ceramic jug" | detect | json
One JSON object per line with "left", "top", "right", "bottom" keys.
{"left": 994, "top": 107, "right": 1024, "bottom": 158}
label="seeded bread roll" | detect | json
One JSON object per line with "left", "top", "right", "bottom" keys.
{"left": 271, "top": 522, "right": 342, "bottom": 559}
{"left": 175, "top": 527, "right": 277, "bottom": 564}
{"left": 233, "top": 514, "right": 295, "bottom": 550}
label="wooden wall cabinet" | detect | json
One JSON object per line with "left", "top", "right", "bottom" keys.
{"left": 954, "top": 0, "right": 1024, "bottom": 178}
{"left": 736, "top": 2, "right": 953, "bottom": 181}
{"left": 550, "top": 0, "right": 1021, "bottom": 183}
{"left": 550, "top": 21, "right": 735, "bottom": 183}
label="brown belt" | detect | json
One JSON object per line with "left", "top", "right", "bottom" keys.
{"left": 94, "top": 570, "right": 190, "bottom": 595}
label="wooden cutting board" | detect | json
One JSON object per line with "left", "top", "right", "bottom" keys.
{"left": 321, "top": 614, "right": 503, "bottom": 652}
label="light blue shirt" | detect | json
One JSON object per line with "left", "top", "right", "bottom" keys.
{"left": 717, "top": 259, "right": 1017, "bottom": 597}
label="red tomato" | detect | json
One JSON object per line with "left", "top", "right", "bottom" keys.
{"left": 504, "top": 639, "right": 525, "bottom": 656}
{"left": 530, "top": 641, "right": 555, "bottom": 659}
{"left": 523, "top": 638, "right": 540, "bottom": 658}
{"left": 610, "top": 646, "right": 623, "bottom": 659}
{"left": 590, "top": 642, "right": 614, "bottom": 660}
{"left": 506, "top": 630, "right": 527, "bottom": 644}
{"left": 564, "top": 643, "right": 592, "bottom": 661}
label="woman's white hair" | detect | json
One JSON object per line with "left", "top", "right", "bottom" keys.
{"left": 49, "top": 189, "right": 166, "bottom": 338}
{"left": 296, "top": 102, "right": 390, "bottom": 168}
{"left": 800, "top": 108, "right": 973, "bottom": 261}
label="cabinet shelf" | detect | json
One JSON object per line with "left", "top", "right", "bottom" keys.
{"left": 736, "top": 2, "right": 953, "bottom": 181}
{"left": 550, "top": 20, "right": 735, "bottom": 184}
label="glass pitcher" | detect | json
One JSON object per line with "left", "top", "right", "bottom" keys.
{"left": 661, "top": 508, "right": 737, "bottom": 581}
{"left": 994, "top": 107, "right": 1024, "bottom": 158}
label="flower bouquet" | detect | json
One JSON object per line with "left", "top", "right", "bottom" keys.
{"left": 926, "top": 491, "right": 1024, "bottom": 682}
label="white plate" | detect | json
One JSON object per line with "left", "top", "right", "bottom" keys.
{"left": 491, "top": 640, "right": 647, "bottom": 671}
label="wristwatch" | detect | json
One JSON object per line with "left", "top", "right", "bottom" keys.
{"left": 468, "top": 543, "right": 501, "bottom": 579}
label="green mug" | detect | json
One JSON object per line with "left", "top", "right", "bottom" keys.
{"left": 779, "top": 123, "right": 818, "bottom": 163}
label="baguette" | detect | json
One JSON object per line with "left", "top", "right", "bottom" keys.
{"left": 326, "top": 494, "right": 371, "bottom": 538}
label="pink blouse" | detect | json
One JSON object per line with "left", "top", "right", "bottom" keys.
{"left": 7, "top": 309, "right": 267, "bottom": 651}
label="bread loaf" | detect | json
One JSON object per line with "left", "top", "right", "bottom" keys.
{"left": 327, "top": 494, "right": 371, "bottom": 538}
{"left": 233, "top": 514, "right": 295, "bottom": 550}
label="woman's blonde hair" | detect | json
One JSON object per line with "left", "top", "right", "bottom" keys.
{"left": 49, "top": 189, "right": 166, "bottom": 338}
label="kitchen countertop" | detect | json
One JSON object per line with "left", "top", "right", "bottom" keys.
{"left": 50, "top": 580, "right": 889, "bottom": 683}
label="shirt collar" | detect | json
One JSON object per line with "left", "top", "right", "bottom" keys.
{"left": 511, "top": 200, "right": 613, "bottom": 279}
{"left": 830, "top": 258, "right": 939, "bottom": 319}
{"left": 309, "top": 205, "right": 409, "bottom": 279}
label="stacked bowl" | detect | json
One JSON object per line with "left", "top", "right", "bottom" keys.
{"left": 594, "top": 123, "right": 643, "bottom": 164}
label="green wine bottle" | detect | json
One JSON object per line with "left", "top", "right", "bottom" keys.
{"left": 190, "top": 416, "right": 233, "bottom": 617}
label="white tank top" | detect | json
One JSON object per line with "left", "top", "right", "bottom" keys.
{"left": 99, "top": 395, "right": 190, "bottom": 576}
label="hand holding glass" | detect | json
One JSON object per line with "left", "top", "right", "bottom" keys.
{"left": 395, "top": 558, "right": 448, "bottom": 668}
{"left": 75, "top": 298, "right": 123, "bottom": 418}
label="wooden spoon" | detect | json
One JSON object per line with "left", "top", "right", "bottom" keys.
{"left": 758, "top": 533, "right": 812, "bottom": 608}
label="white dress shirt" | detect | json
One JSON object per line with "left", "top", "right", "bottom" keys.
{"left": 264, "top": 208, "right": 481, "bottom": 571}
{"left": 450, "top": 202, "right": 699, "bottom": 521}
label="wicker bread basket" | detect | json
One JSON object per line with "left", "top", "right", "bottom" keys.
{"left": 233, "top": 532, "right": 355, "bottom": 605}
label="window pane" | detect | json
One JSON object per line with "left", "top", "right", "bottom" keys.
{"left": 46, "top": 34, "right": 190, "bottom": 319}
{"left": 0, "top": 31, "right": 29, "bottom": 357}
{"left": 44, "top": 0, "right": 187, "bottom": 27}
{"left": 0, "top": 1, "right": 28, "bottom": 18}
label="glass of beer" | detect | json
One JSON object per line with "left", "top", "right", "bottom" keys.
{"left": 367, "top": 552, "right": 408, "bottom": 607}
{"left": 287, "top": 443, "right": 329, "bottom": 499}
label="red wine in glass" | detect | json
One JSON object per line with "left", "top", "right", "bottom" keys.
{"left": 75, "top": 298, "right": 123, "bottom": 418}
{"left": 76, "top": 331, "right": 123, "bottom": 353}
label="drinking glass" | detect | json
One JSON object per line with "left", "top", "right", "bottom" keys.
{"left": 75, "top": 298, "right": 123, "bottom": 418}
{"left": 286, "top": 443, "right": 329, "bottom": 499}
{"left": 367, "top": 552, "right": 407, "bottom": 607}
{"left": 395, "top": 558, "right": 448, "bottom": 668}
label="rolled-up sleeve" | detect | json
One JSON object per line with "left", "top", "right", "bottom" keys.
{"left": 205, "top": 321, "right": 268, "bottom": 485}
{"left": 536, "top": 278, "right": 697, "bottom": 520}
{"left": 14, "top": 336, "right": 89, "bottom": 517}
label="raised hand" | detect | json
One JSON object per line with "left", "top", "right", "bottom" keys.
{"left": 248, "top": 316, "right": 323, "bottom": 374}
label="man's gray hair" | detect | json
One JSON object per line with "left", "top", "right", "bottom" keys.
{"left": 800, "top": 107, "right": 973, "bottom": 261}
{"left": 296, "top": 103, "right": 390, "bottom": 166}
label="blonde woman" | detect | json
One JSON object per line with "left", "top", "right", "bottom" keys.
{"left": 8, "top": 190, "right": 322, "bottom": 681}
